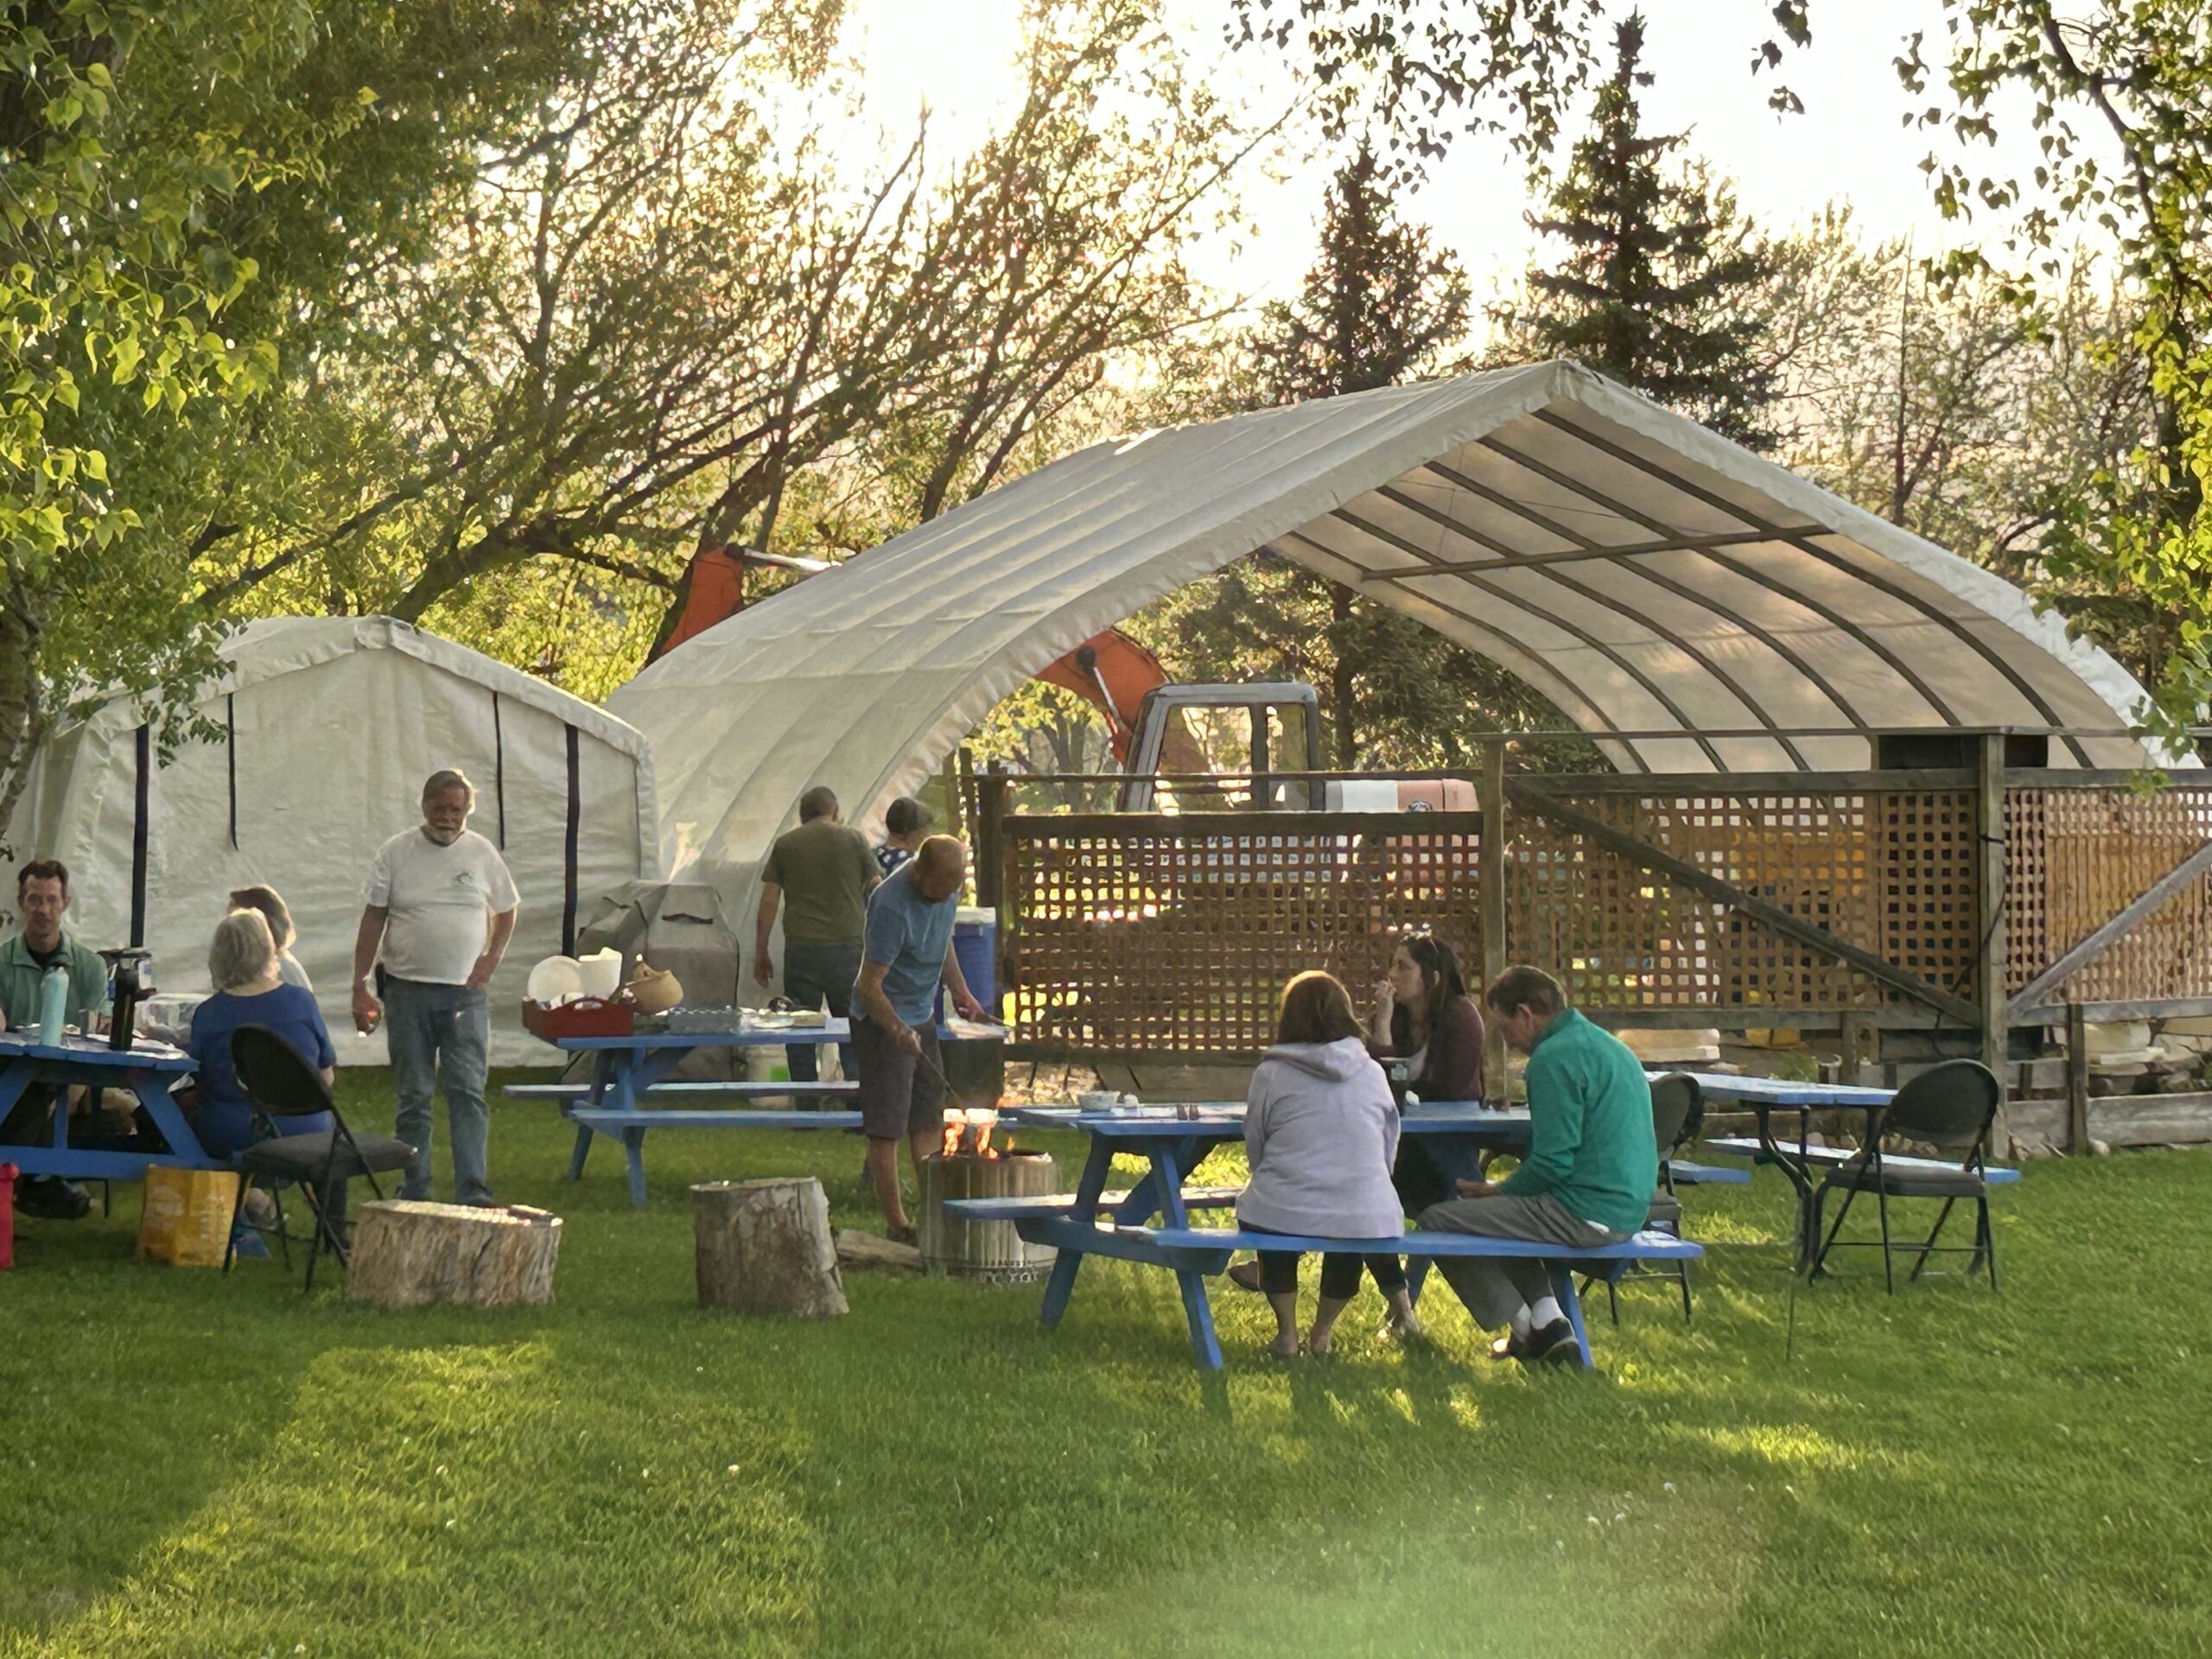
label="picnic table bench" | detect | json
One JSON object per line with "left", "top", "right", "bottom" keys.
{"left": 1702, "top": 1137, "right": 2022, "bottom": 1184}
{"left": 957, "top": 1103, "right": 1698, "bottom": 1370}
{"left": 947, "top": 1193, "right": 1700, "bottom": 1370}
{"left": 503, "top": 1079, "right": 857, "bottom": 1103}
{"left": 534, "top": 1019, "right": 1004, "bottom": 1206}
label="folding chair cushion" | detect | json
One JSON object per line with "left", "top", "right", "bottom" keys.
{"left": 1818, "top": 1163, "right": 1986, "bottom": 1199}
{"left": 238, "top": 1130, "right": 415, "bottom": 1182}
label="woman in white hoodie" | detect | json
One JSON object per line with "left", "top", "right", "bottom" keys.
{"left": 1236, "top": 971, "right": 1420, "bottom": 1357}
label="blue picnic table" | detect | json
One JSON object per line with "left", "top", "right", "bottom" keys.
{"left": 0, "top": 1029, "right": 215, "bottom": 1184}
{"left": 543, "top": 1018, "right": 1007, "bottom": 1206}
{"left": 995, "top": 1102, "right": 1534, "bottom": 1368}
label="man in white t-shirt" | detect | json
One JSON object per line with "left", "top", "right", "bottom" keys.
{"left": 350, "top": 769, "right": 520, "bottom": 1205}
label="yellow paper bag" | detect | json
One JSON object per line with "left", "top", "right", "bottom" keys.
{"left": 137, "top": 1166, "right": 242, "bottom": 1267}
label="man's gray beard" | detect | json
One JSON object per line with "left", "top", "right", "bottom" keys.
{"left": 423, "top": 824, "right": 463, "bottom": 846}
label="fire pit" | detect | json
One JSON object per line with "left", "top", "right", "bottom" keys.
{"left": 918, "top": 1109, "right": 1057, "bottom": 1284}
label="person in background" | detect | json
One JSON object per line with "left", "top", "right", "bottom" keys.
{"left": 1234, "top": 971, "right": 1419, "bottom": 1357}
{"left": 1416, "top": 965, "right": 1657, "bottom": 1365}
{"left": 351, "top": 768, "right": 518, "bottom": 1205}
{"left": 874, "top": 796, "right": 933, "bottom": 879}
{"left": 229, "top": 885, "right": 311, "bottom": 992}
{"left": 0, "top": 859, "right": 109, "bottom": 1219}
{"left": 187, "top": 910, "right": 343, "bottom": 1239}
{"left": 1369, "top": 931, "right": 1486, "bottom": 1212}
{"left": 754, "top": 785, "right": 879, "bottom": 1091}
{"left": 851, "top": 836, "right": 986, "bottom": 1242}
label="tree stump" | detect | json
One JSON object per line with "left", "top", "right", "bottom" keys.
{"left": 692, "top": 1178, "right": 848, "bottom": 1317}
{"left": 346, "top": 1201, "right": 563, "bottom": 1308}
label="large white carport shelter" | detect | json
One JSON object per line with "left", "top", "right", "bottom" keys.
{"left": 3, "top": 616, "right": 659, "bottom": 1063}
{"left": 613, "top": 360, "right": 2183, "bottom": 923}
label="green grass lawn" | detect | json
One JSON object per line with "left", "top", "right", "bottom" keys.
{"left": 3, "top": 1071, "right": 2208, "bottom": 1658}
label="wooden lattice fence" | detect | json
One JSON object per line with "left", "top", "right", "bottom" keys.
{"left": 993, "top": 773, "right": 2212, "bottom": 1058}
{"left": 999, "top": 812, "right": 1481, "bottom": 1057}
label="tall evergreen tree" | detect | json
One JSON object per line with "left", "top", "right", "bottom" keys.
{"left": 1497, "top": 13, "right": 1780, "bottom": 450}
{"left": 1143, "top": 145, "right": 1575, "bottom": 768}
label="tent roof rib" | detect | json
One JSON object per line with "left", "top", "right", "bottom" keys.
{"left": 609, "top": 360, "right": 2187, "bottom": 896}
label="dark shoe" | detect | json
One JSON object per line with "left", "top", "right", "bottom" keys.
{"left": 1226, "top": 1258, "right": 1264, "bottom": 1294}
{"left": 1524, "top": 1317, "right": 1581, "bottom": 1365}
{"left": 16, "top": 1175, "right": 91, "bottom": 1221}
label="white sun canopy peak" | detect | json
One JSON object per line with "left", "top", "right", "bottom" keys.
{"left": 611, "top": 359, "right": 2182, "bottom": 908}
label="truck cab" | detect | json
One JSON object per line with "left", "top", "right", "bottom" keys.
{"left": 1116, "top": 683, "right": 1473, "bottom": 813}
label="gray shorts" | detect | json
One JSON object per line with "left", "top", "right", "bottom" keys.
{"left": 852, "top": 1016, "right": 945, "bottom": 1141}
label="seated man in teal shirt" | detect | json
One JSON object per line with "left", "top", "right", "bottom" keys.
{"left": 0, "top": 859, "right": 113, "bottom": 1220}
{"left": 1416, "top": 964, "right": 1657, "bottom": 1364}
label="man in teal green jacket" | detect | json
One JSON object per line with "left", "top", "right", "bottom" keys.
{"left": 1416, "top": 964, "right": 1657, "bottom": 1364}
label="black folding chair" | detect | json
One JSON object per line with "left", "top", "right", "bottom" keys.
{"left": 1591, "top": 1071, "right": 1703, "bottom": 1326}
{"left": 221, "top": 1025, "right": 416, "bottom": 1293}
{"left": 1808, "top": 1058, "right": 2001, "bottom": 1293}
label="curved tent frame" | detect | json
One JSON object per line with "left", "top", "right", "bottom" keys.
{"left": 613, "top": 361, "right": 2182, "bottom": 911}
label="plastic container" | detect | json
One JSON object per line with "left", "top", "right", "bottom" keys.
{"left": 37, "top": 966, "right": 68, "bottom": 1047}
{"left": 951, "top": 907, "right": 997, "bottom": 1010}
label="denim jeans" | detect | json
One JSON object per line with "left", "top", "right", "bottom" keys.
{"left": 384, "top": 977, "right": 492, "bottom": 1202}
{"left": 781, "top": 941, "right": 860, "bottom": 1089}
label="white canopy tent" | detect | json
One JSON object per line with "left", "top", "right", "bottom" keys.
{"left": 612, "top": 360, "right": 2185, "bottom": 925}
{"left": 3, "top": 616, "right": 659, "bottom": 1064}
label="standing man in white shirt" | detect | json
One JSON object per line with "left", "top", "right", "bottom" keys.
{"left": 349, "top": 769, "right": 520, "bottom": 1205}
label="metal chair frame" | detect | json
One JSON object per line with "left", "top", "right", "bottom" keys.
{"left": 1592, "top": 1071, "right": 1704, "bottom": 1327}
{"left": 1808, "top": 1058, "right": 2001, "bottom": 1294}
{"left": 219, "top": 1025, "right": 411, "bottom": 1293}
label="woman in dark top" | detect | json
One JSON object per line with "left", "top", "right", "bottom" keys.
{"left": 188, "top": 909, "right": 337, "bottom": 1159}
{"left": 1368, "top": 931, "right": 1485, "bottom": 1212}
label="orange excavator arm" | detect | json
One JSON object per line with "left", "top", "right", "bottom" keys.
{"left": 1034, "top": 629, "right": 1168, "bottom": 763}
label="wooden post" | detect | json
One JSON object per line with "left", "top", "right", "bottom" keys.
{"left": 971, "top": 767, "right": 1008, "bottom": 908}
{"left": 1478, "top": 740, "right": 1509, "bottom": 1096}
{"left": 2065, "top": 1001, "right": 2090, "bottom": 1155}
{"left": 1976, "top": 734, "right": 2012, "bottom": 1152}
{"left": 1839, "top": 1013, "right": 1875, "bottom": 1087}
{"left": 346, "top": 1201, "right": 563, "bottom": 1307}
{"left": 691, "top": 1178, "right": 848, "bottom": 1318}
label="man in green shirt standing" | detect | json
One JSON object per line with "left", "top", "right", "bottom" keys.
{"left": 1, "top": 859, "right": 113, "bottom": 1219}
{"left": 1416, "top": 964, "right": 1657, "bottom": 1364}
{"left": 753, "top": 785, "right": 879, "bottom": 1090}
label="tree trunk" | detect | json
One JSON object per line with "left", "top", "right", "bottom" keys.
{"left": 346, "top": 1200, "right": 563, "bottom": 1307}
{"left": 692, "top": 1178, "right": 848, "bottom": 1318}
{"left": 0, "top": 591, "right": 48, "bottom": 857}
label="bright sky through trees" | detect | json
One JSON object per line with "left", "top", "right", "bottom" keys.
{"left": 838, "top": 0, "right": 2120, "bottom": 322}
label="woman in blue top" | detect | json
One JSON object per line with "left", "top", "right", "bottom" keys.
{"left": 187, "top": 909, "right": 335, "bottom": 1159}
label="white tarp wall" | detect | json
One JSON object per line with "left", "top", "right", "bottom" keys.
{"left": 2, "top": 616, "right": 659, "bottom": 1065}
{"left": 611, "top": 361, "right": 2187, "bottom": 937}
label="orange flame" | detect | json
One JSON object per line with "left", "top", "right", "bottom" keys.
{"left": 938, "top": 1109, "right": 1007, "bottom": 1160}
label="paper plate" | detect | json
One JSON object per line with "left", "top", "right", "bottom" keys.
{"left": 527, "top": 956, "right": 585, "bottom": 1004}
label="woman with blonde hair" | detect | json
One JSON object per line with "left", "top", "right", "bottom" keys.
{"left": 186, "top": 909, "right": 335, "bottom": 1159}
{"left": 1233, "top": 970, "right": 1418, "bottom": 1357}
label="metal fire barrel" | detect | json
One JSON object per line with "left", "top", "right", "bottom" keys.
{"left": 918, "top": 1150, "right": 1058, "bottom": 1284}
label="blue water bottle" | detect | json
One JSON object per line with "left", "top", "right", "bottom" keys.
{"left": 37, "top": 965, "right": 69, "bottom": 1046}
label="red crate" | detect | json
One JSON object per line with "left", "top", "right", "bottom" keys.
{"left": 521, "top": 997, "right": 634, "bottom": 1042}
